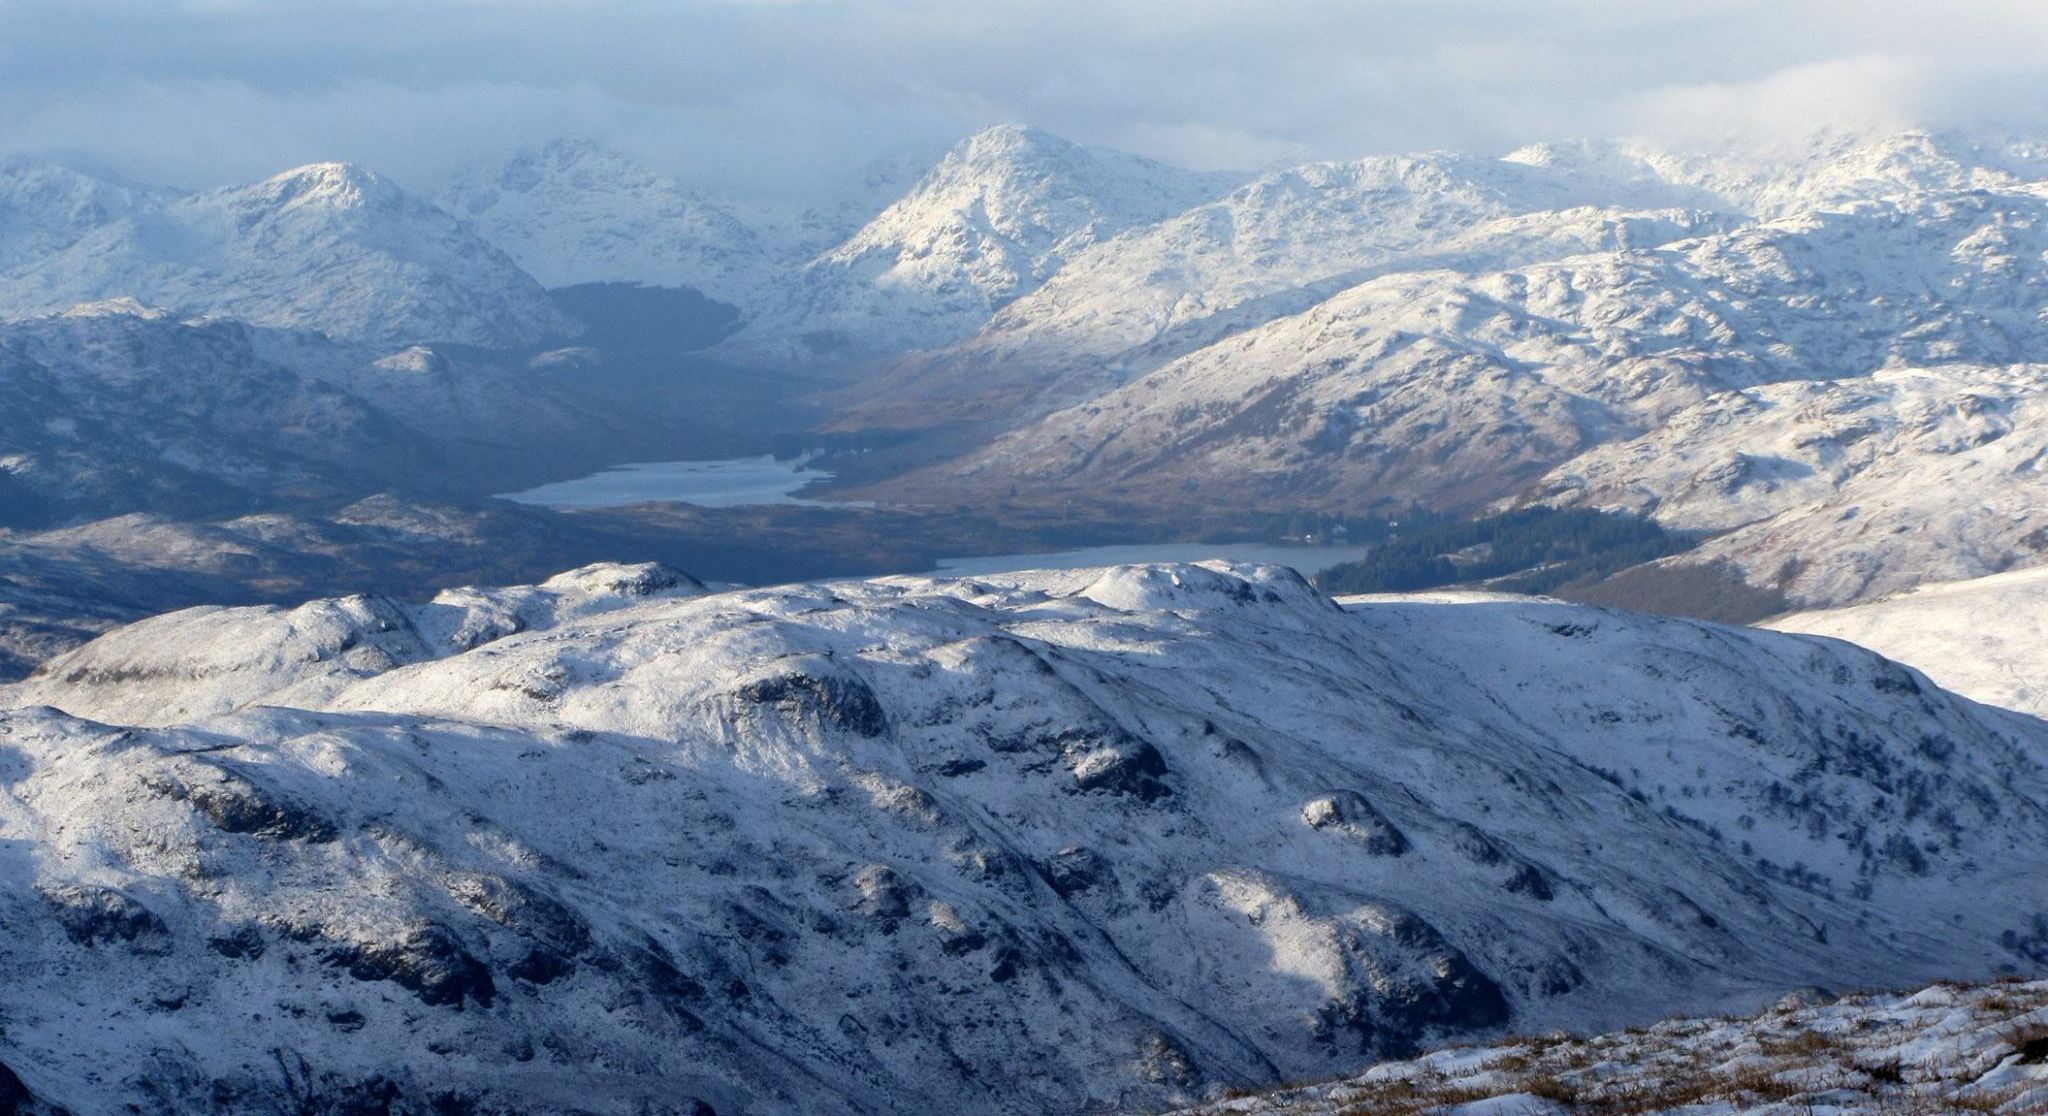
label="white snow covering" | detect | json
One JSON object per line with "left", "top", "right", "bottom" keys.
{"left": 1768, "top": 564, "right": 2048, "bottom": 718}
{"left": 1, "top": 561, "right": 2046, "bottom": 1112}
{"left": 1535, "top": 365, "right": 2048, "bottom": 607}
{"left": 0, "top": 162, "right": 572, "bottom": 348}
{"left": 0, "top": 157, "right": 175, "bottom": 274}
{"left": 889, "top": 137, "right": 2048, "bottom": 601}
{"left": 849, "top": 131, "right": 2032, "bottom": 427}
{"left": 866, "top": 148, "right": 1732, "bottom": 419}
{"left": 438, "top": 139, "right": 779, "bottom": 305}
{"left": 728, "top": 124, "right": 1245, "bottom": 362}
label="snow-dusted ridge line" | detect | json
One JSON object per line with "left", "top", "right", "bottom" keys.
{"left": 0, "top": 160, "right": 572, "bottom": 348}
{"left": 2, "top": 560, "right": 2047, "bottom": 1113}
{"left": 873, "top": 133, "right": 2048, "bottom": 613}
{"left": 725, "top": 124, "right": 1247, "bottom": 362}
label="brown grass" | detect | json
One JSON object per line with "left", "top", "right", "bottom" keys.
{"left": 1193, "top": 980, "right": 2048, "bottom": 1116}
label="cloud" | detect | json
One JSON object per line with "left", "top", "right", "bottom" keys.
{"left": 1612, "top": 55, "right": 1933, "bottom": 148}
{"left": 3, "top": 0, "right": 2046, "bottom": 202}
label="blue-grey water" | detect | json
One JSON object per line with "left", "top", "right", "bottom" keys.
{"left": 498, "top": 456, "right": 832, "bottom": 508}
{"left": 936, "top": 542, "right": 1375, "bottom": 577}
{"left": 501, "top": 461, "right": 1371, "bottom": 577}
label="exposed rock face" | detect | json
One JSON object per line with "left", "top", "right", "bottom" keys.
{"left": 2, "top": 562, "right": 2047, "bottom": 1113}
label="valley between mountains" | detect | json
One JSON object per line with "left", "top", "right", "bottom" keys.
{"left": 4, "top": 117, "right": 2048, "bottom": 1114}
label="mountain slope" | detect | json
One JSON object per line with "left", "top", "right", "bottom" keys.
{"left": 0, "top": 157, "right": 175, "bottom": 273}
{"left": 845, "top": 199, "right": 1732, "bottom": 432}
{"left": 889, "top": 179, "right": 2048, "bottom": 517}
{"left": 1533, "top": 365, "right": 2048, "bottom": 609}
{"left": 0, "top": 162, "right": 573, "bottom": 348}
{"left": 439, "top": 140, "right": 773, "bottom": 306}
{"left": 1768, "top": 564, "right": 2048, "bottom": 718}
{"left": 0, "top": 303, "right": 713, "bottom": 527}
{"left": 728, "top": 125, "right": 1242, "bottom": 362}
{"left": 839, "top": 146, "right": 1735, "bottom": 424}
{"left": 0, "top": 302, "right": 446, "bottom": 523}
{"left": 3, "top": 562, "right": 2046, "bottom": 1112}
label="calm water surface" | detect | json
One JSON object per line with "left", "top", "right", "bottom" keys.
{"left": 498, "top": 456, "right": 831, "bottom": 508}
{"left": 936, "top": 542, "right": 1375, "bottom": 577}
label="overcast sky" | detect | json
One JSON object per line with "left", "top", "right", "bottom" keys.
{"left": 4, "top": 0, "right": 2047, "bottom": 203}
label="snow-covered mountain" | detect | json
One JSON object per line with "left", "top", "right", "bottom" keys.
{"left": 881, "top": 153, "right": 2048, "bottom": 530}
{"left": 0, "top": 302, "right": 444, "bottom": 523}
{"left": 1642, "top": 129, "right": 2048, "bottom": 220}
{"left": 438, "top": 140, "right": 777, "bottom": 306}
{"left": 3, "top": 561, "right": 2046, "bottom": 1112}
{"left": 1768, "top": 564, "right": 2048, "bottom": 718}
{"left": 0, "top": 157, "right": 175, "bottom": 274}
{"left": 0, "top": 162, "right": 574, "bottom": 348}
{"left": 727, "top": 124, "right": 1244, "bottom": 363}
{"left": 836, "top": 148, "right": 1734, "bottom": 428}
{"left": 1532, "top": 365, "right": 2048, "bottom": 610}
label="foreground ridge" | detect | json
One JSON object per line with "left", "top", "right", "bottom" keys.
{"left": 2, "top": 561, "right": 2047, "bottom": 1113}
{"left": 1171, "top": 978, "right": 2048, "bottom": 1115}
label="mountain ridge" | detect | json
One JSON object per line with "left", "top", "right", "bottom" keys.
{"left": 0, "top": 160, "right": 574, "bottom": 348}
{"left": 2, "top": 560, "right": 2045, "bottom": 1112}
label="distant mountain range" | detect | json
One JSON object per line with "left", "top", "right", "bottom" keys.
{"left": 8, "top": 124, "right": 2048, "bottom": 1116}
{"left": 0, "top": 162, "right": 572, "bottom": 348}
{"left": 7, "top": 126, "right": 2048, "bottom": 614}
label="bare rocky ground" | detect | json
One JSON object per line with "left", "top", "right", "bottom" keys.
{"left": 1172, "top": 978, "right": 2048, "bottom": 1115}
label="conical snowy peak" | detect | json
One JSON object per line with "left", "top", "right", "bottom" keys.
{"left": 204, "top": 161, "right": 464, "bottom": 243}
{"left": 729, "top": 124, "right": 1243, "bottom": 360}
{"left": 849, "top": 122, "right": 1239, "bottom": 265}
{"left": 912, "top": 123, "right": 1188, "bottom": 222}
{"left": 228, "top": 159, "right": 440, "bottom": 223}
{"left": 246, "top": 161, "right": 399, "bottom": 208}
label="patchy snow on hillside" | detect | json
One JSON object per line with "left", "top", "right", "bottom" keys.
{"left": 2, "top": 562, "right": 2047, "bottom": 1112}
